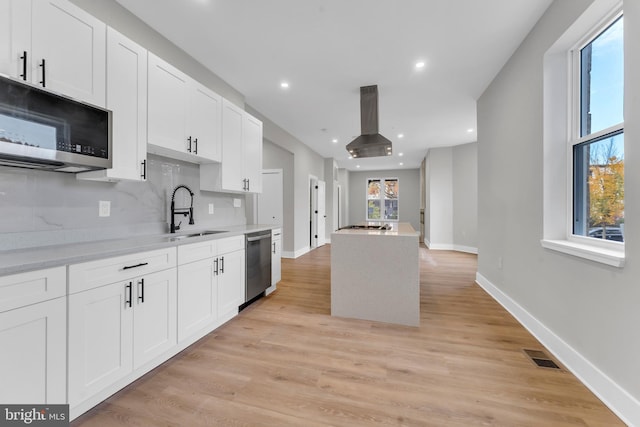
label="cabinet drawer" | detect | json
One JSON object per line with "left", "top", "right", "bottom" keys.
{"left": 0, "top": 267, "right": 66, "bottom": 313}
{"left": 68, "top": 248, "right": 176, "bottom": 294}
{"left": 177, "top": 240, "right": 217, "bottom": 265}
{"left": 217, "top": 235, "right": 244, "bottom": 254}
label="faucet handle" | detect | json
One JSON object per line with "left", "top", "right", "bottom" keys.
{"left": 175, "top": 221, "right": 182, "bottom": 231}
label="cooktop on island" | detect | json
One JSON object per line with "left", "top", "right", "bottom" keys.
{"left": 340, "top": 224, "right": 391, "bottom": 230}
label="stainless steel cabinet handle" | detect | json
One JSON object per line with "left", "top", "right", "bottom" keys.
{"left": 214, "top": 258, "right": 219, "bottom": 276}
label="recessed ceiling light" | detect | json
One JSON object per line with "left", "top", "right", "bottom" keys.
{"left": 399, "top": 162, "right": 404, "bottom": 166}
{"left": 356, "top": 165, "right": 361, "bottom": 168}
{"left": 467, "top": 128, "right": 474, "bottom": 133}
{"left": 332, "top": 138, "right": 338, "bottom": 143}
{"left": 398, "top": 152, "right": 404, "bottom": 157}
{"left": 397, "top": 133, "right": 404, "bottom": 138}
{"left": 348, "top": 155, "right": 353, "bottom": 160}
{"left": 415, "top": 61, "right": 425, "bottom": 69}
{"left": 280, "top": 82, "right": 289, "bottom": 89}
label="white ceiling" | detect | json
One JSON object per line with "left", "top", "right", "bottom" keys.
{"left": 115, "top": 0, "right": 552, "bottom": 171}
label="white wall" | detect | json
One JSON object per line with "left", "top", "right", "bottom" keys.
{"left": 245, "top": 107, "right": 325, "bottom": 257}
{"left": 452, "top": 143, "right": 478, "bottom": 252}
{"left": 260, "top": 139, "right": 295, "bottom": 254}
{"left": 424, "top": 147, "right": 453, "bottom": 249}
{"left": 477, "top": 0, "right": 640, "bottom": 423}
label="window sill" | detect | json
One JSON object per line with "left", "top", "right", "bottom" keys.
{"left": 540, "top": 239, "right": 625, "bottom": 268}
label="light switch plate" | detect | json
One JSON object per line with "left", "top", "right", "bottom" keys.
{"left": 233, "top": 198, "right": 241, "bottom": 208}
{"left": 99, "top": 200, "right": 110, "bottom": 217}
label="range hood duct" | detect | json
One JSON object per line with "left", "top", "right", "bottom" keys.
{"left": 346, "top": 85, "right": 392, "bottom": 158}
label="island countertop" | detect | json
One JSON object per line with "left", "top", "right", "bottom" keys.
{"left": 333, "top": 222, "right": 419, "bottom": 236}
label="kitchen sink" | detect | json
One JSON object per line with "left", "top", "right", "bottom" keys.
{"left": 166, "top": 230, "right": 228, "bottom": 241}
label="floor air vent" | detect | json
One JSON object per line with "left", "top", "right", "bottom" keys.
{"left": 522, "top": 349, "right": 562, "bottom": 370}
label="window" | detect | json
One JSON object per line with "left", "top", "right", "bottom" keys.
{"left": 367, "top": 178, "right": 399, "bottom": 221}
{"left": 572, "top": 14, "right": 624, "bottom": 243}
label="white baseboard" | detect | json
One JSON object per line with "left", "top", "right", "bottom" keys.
{"left": 282, "top": 246, "right": 311, "bottom": 259}
{"left": 475, "top": 272, "right": 640, "bottom": 427}
{"left": 453, "top": 244, "right": 478, "bottom": 254}
{"left": 424, "top": 240, "right": 478, "bottom": 254}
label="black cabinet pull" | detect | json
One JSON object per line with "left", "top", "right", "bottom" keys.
{"left": 125, "top": 282, "right": 132, "bottom": 308}
{"left": 214, "top": 258, "right": 219, "bottom": 276}
{"left": 20, "top": 51, "right": 27, "bottom": 80}
{"left": 193, "top": 138, "right": 198, "bottom": 155}
{"left": 141, "top": 160, "right": 146, "bottom": 180}
{"left": 247, "top": 179, "right": 250, "bottom": 191}
{"left": 122, "top": 262, "right": 148, "bottom": 270}
{"left": 273, "top": 242, "right": 276, "bottom": 254}
{"left": 220, "top": 256, "right": 224, "bottom": 274}
{"left": 187, "top": 136, "right": 192, "bottom": 152}
{"left": 39, "top": 59, "right": 46, "bottom": 87}
{"left": 138, "top": 278, "right": 145, "bottom": 303}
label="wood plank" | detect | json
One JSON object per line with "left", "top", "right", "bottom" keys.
{"left": 72, "top": 245, "right": 623, "bottom": 426}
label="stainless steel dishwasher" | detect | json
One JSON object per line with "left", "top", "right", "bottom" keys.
{"left": 244, "top": 230, "right": 272, "bottom": 306}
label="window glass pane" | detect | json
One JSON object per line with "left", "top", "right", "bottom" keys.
{"left": 367, "top": 179, "right": 380, "bottom": 199}
{"left": 384, "top": 179, "right": 398, "bottom": 199}
{"left": 367, "top": 200, "right": 381, "bottom": 220}
{"left": 573, "top": 132, "right": 624, "bottom": 242}
{"left": 384, "top": 199, "right": 398, "bottom": 220}
{"left": 580, "top": 16, "right": 623, "bottom": 137}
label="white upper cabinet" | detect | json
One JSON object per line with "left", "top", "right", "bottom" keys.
{"left": 77, "top": 27, "right": 147, "bottom": 182}
{"left": 189, "top": 80, "right": 222, "bottom": 162}
{"left": 200, "top": 99, "right": 263, "bottom": 193}
{"left": 147, "top": 53, "right": 221, "bottom": 163}
{"left": 0, "top": 0, "right": 106, "bottom": 106}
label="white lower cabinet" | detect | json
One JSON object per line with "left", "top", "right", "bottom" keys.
{"left": 67, "top": 248, "right": 177, "bottom": 412}
{"left": 177, "top": 236, "right": 244, "bottom": 344}
{"left": 0, "top": 267, "right": 67, "bottom": 404}
{"left": 217, "top": 246, "right": 245, "bottom": 320}
{"left": 177, "top": 257, "right": 217, "bottom": 341}
{"left": 270, "top": 228, "right": 282, "bottom": 292}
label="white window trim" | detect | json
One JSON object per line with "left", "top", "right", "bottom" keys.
{"left": 541, "top": 0, "right": 624, "bottom": 267}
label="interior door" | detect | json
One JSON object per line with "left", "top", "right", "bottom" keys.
{"left": 317, "top": 180, "right": 326, "bottom": 246}
{"left": 257, "top": 170, "right": 283, "bottom": 225}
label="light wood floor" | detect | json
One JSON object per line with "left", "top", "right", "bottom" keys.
{"left": 72, "top": 245, "right": 623, "bottom": 426}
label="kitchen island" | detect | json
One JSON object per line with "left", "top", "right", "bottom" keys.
{"left": 330, "top": 222, "right": 420, "bottom": 326}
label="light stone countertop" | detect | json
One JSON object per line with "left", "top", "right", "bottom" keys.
{"left": 332, "top": 222, "right": 419, "bottom": 237}
{"left": 0, "top": 224, "right": 276, "bottom": 277}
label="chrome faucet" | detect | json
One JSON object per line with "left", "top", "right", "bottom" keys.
{"left": 170, "top": 185, "right": 195, "bottom": 233}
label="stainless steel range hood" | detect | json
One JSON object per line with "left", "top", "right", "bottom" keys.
{"left": 346, "top": 85, "right": 392, "bottom": 158}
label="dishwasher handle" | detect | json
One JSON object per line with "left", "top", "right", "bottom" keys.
{"left": 247, "top": 234, "right": 271, "bottom": 242}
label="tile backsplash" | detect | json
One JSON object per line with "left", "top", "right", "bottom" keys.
{"left": 0, "top": 154, "right": 246, "bottom": 250}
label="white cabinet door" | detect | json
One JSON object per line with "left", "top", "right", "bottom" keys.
{"left": 68, "top": 281, "right": 133, "bottom": 407}
{"left": 177, "top": 258, "right": 217, "bottom": 342}
{"left": 148, "top": 52, "right": 188, "bottom": 154}
{"left": 217, "top": 248, "right": 245, "bottom": 320}
{"left": 0, "top": 297, "right": 66, "bottom": 404}
{"left": 31, "top": 0, "right": 106, "bottom": 106}
{"left": 189, "top": 80, "right": 222, "bottom": 162}
{"left": 132, "top": 269, "right": 177, "bottom": 370}
{"left": 0, "top": 0, "right": 31, "bottom": 80}
{"left": 220, "top": 98, "right": 244, "bottom": 191}
{"left": 272, "top": 231, "right": 282, "bottom": 287}
{"left": 243, "top": 112, "right": 263, "bottom": 193}
{"left": 77, "top": 27, "right": 147, "bottom": 182}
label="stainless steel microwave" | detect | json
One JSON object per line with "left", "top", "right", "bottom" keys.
{"left": 0, "top": 74, "right": 112, "bottom": 172}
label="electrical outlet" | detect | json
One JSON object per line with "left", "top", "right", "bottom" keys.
{"left": 208, "top": 203, "right": 214, "bottom": 214}
{"left": 233, "top": 198, "right": 241, "bottom": 208}
{"left": 99, "top": 200, "right": 111, "bottom": 217}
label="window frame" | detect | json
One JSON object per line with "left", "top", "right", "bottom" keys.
{"left": 567, "top": 9, "right": 624, "bottom": 251}
{"left": 365, "top": 177, "right": 399, "bottom": 222}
